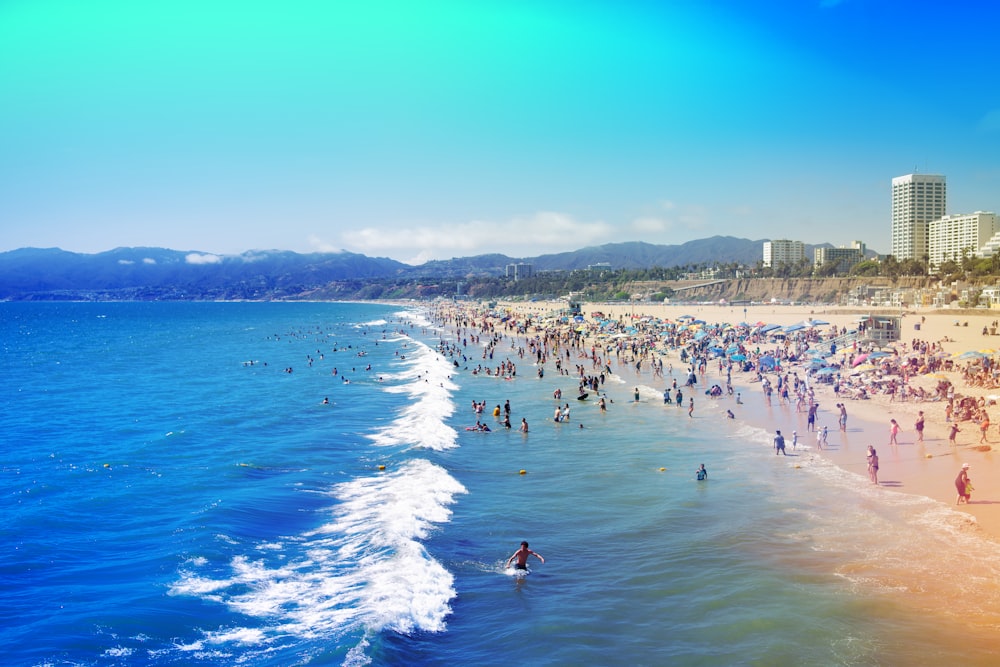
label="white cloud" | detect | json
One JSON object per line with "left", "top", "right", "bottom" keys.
{"left": 341, "top": 211, "right": 616, "bottom": 263}
{"left": 142, "top": 257, "right": 156, "bottom": 264}
{"left": 118, "top": 259, "right": 134, "bottom": 265}
{"left": 185, "top": 253, "right": 222, "bottom": 265}
{"left": 307, "top": 235, "right": 344, "bottom": 253}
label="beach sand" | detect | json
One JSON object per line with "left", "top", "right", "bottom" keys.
{"left": 492, "top": 300, "right": 1000, "bottom": 540}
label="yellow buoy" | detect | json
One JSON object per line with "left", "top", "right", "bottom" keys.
{"left": 378, "top": 464, "right": 386, "bottom": 470}
{"left": 519, "top": 469, "right": 527, "bottom": 475}
{"left": 103, "top": 463, "right": 110, "bottom": 468}
{"left": 926, "top": 453, "right": 933, "bottom": 458}
{"left": 659, "top": 467, "right": 666, "bottom": 472}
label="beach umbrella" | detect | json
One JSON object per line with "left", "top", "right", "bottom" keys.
{"left": 730, "top": 354, "right": 747, "bottom": 361}
{"left": 868, "top": 351, "right": 892, "bottom": 359}
{"left": 807, "top": 319, "right": 830, "bottom": 326}
{"left": 784, "top": 324, "right": 806, "bottom": 333}
{"left": 851, "top": 363, "right": 877, "bottom": 374}
{"left": 852, "top": 353, "right": 869, "bottom": 366}
{"left": 958, "top": 351, "right": 986, "bottom": 359}
{"left": 814, "top": 367, "right": 838, "bottom": 375}
{"left": 759, "top": 324, "right": 782, "bottom": 333}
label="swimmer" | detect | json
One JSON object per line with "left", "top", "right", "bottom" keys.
{"left": 506, "top": 541, "right": 545, "bottom": 570}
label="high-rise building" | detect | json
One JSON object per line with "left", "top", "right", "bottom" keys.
{"left": 762, "top": 240, "right": 805, "bottom": 268}
{"left": 930, "top": 212, "right": 1000, "bottom": 269}
{"left": 891, "top": 174, "right": 946, "bottom": 261}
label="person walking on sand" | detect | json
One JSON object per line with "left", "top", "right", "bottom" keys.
{"left": 981, "top": 412, "right": 991, "bottom": 443}
{"left": 838, "top": 403, "right": 848, "bottom": 432}
{"left": 774, "top": 430, "right": 787, "bottom": 456}
{"left": 949, "top": 423, "right": 960, "bottom": 445}
{"left": 506, "top": 541, "right": 545, "bottom": 570}
{"left": 955, "top": 463, "right": 971, "bottom": 504}
{"left": 867, "top": 445, "right": 879, "bottom": 485}
{"left": 915, "top": 411, "right": 925, "bottom": 443}
{"left": 888, "top": 419, "right": 901, "bottom": 446}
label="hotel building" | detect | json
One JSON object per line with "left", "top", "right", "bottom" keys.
{"left": 762, "top": 240, "right": 805, "bottom": 268}
{"left": 891, "top": 174, "right": 946, "bottom": 261}
{"left": 928, "top": 212, "right": 1000, "bottom": 269}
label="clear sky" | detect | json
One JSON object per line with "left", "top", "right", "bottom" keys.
{"left": 1, "top": 0, "right": 997, "bottom": 264}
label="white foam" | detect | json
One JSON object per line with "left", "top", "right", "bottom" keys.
{"left": 369, "top": 339, "right": 458, "bottom": 451}
{"left": 171, "top": 458, "right": 466, "bottom": 652}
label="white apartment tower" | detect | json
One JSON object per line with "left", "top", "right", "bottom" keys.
{"left": 891, "top": 173, "right": 946, "bottom": 261}
{"left": 762, "top": 240, "right": 805, "bottom": 268}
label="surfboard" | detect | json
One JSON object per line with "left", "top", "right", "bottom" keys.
{"left": 576, "top": 392, "right": 589, "bottom": 400}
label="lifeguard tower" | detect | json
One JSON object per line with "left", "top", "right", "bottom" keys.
{"left": 858, "top": 314, "right": 900, "bottom": 348}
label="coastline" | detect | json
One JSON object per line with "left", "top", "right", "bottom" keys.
{"left": 488, "top": 299, "right": 1000, "bottom": 541}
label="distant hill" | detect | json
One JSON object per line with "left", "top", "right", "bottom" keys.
{"left": 0, "top": 247, "right": 408, "bottom": 300}
{"left": 529, "top": 237, "right": 768, "bottom": 270}
{"left": 0, "top": 237, "right": 857, "bottom": 300}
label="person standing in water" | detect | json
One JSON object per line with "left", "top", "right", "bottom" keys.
{"left": 506, "top": 541, "right": 545, "bottom": 570}
{"left": 867, "top": 445, "right": 879, "bottom": 485}
{"left": 774, "top": 430, "right": 787, "bottom": 456}
{"left": 955, "top": 463, "right": 971, "bottom": 504}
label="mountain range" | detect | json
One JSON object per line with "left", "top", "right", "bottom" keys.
{"left": 0, "top": 236, "right": 840, "bottom": 300}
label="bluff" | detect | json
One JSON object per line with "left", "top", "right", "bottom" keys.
{"left": 664, "top": 277, "right": 935, "bottom": 303}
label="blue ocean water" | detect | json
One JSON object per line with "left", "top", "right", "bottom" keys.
{"left": 3, "top": 301, "right": 1000, "bottom": 666}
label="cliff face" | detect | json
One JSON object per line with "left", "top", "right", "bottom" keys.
{"left": 671, "top": 277, "right": 934, "bottom": 303}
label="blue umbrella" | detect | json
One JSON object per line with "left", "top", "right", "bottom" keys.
{"left": 815, "top": 367, "right": 838, "bottom": 375}
{"left": 730, "top": 354, "right": 747, "bottom": 361}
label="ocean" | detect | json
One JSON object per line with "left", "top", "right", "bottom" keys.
{"left": 3, "top": 301, "right": 1000, "bottom": 666}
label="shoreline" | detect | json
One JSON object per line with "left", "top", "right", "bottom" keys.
{"left": 484, "top": 300, "right": 1000, "bottom": 541}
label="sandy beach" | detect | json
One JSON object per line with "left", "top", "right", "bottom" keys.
{"left": 482, "top": 299, "right": 1000, "bottom": 540}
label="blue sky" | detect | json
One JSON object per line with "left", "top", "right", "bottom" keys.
{"left": 1, "top": 0, "right": 997, "bottom": 264}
